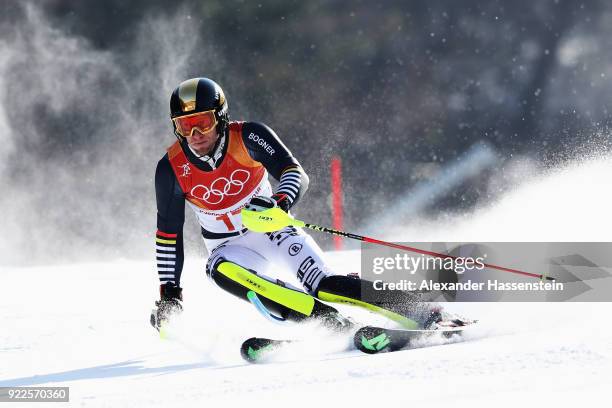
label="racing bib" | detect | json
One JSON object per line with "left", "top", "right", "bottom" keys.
{"left": 168, "top": 122, "right": 271, "bottom": 233}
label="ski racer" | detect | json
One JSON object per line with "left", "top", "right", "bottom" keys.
{"left": 151, "top": 77, "right": 443, "bottom": 332}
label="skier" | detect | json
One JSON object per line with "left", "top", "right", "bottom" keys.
{"left": 151, "top": 77, "right": 443, "bottom": 333}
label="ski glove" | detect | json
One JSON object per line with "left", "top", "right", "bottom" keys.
{"left": 150, "top": 282, "right": 183, "bottom": 331}
{"left": 245, "top": 194, "right": 290, "bottom": 213}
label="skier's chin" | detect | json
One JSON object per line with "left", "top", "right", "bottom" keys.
{"left": 190, "top": 142, "right": 212, "bottom": 155}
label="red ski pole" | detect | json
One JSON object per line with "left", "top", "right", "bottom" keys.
{"left": 241, "top": 207, "right": 554, "bottom": 281}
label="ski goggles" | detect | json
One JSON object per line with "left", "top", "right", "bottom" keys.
{"left": 173, "top": 110, "right": 217, "bottom": 138}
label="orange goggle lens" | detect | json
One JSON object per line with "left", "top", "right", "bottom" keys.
{"left": 173, "top": 111, "right": 217, "bottom": 137}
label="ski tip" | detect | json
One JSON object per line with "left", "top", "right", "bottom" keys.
{"left": 353, "top": 326, "right": 393, "bottom": 354}
{"left": 240, "top": 337, "right": 260, "bottom": 363}
{"left": 240, "top": 337, "right": 284, "bottom": 363}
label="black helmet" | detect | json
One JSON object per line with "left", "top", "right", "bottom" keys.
{"left": 169, "top": 77, "right": 229, "bottom": 141}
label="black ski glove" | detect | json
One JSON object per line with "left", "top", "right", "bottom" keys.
{"left": 150, "top": 282, "right": 183, "bottom": 331}
{"left": 271, "top": 193, "right": 291, "bottom": 212}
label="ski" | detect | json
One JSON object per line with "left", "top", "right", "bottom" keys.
{"left": 240, "top": 290, "right": 354, "bottom": 363}
{"left": 240, "top": 337, "right": 296, "bottom": 363}
{"left": 353, "top": 324, "right": 468, "bottom": 354}
{"left": 241, "top": 288, "right": 474, "bottom": 361}
{"left": 241, "top": 323, "right": 473, "bottom": 362}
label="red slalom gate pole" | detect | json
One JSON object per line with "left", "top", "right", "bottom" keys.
{"left": 331, "top": 156, "right": 344, "bottom": 250}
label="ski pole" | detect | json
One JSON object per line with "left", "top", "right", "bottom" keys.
{"left": 241, "top": 206, "right": 554, "bottom": 281}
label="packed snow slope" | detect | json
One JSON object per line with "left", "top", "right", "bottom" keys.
{"left": 1, "top": 157, "right": 611, "bottom": 407}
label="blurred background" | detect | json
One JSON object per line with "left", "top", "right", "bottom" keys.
{"left": 1, "top": 0, "right": 611, "bottom": 265}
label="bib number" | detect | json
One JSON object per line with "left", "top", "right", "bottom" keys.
{"left": 215, "top": 208, "right": 242, "bottom": 231}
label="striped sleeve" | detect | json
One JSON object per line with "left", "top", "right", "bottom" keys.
{"left": 155, "top": 230, "right": 184, "bottom": 285}
{"left": 274, "top": 166, "right": 309, "bottom": 208}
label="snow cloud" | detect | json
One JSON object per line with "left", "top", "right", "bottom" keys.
{"left": 0, "top": 3, "right": 217, "bottom": 264}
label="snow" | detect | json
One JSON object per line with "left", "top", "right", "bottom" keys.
{"left": 2, "top": 157, "right": 612, "bottom": 407}
{"left": 1, "top": 261, "right": 609, "bottom": 407}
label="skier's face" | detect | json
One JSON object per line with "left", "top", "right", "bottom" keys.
{"left": 187, "top": 126, "right": 219, "bottom": 156}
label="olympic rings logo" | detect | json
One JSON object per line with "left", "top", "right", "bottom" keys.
{"left": 190, "top": 169, "right": 251, "bottom": 204}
